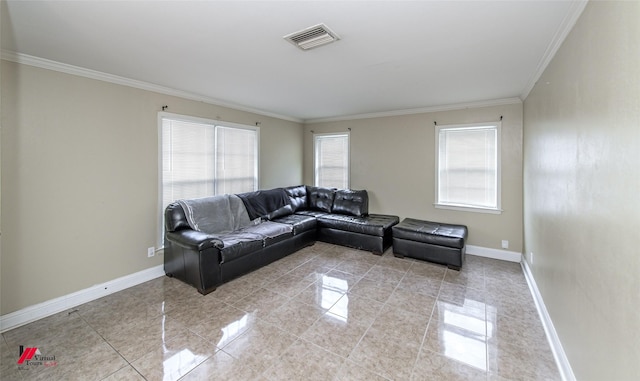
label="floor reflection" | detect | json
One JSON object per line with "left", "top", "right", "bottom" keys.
{"left": 217, "top": 313, "right": 250, "bottom": 348}
{"left": 317, "top": 274, "right": 349, "bottom": 321}
{"left": 162, "top": 347, "right": 208, "bottom": 381}
{"left": 441, "top": 329, "right": 486, "bottom": 370}
{"left": 328, "top": 295, "right": 349, "bottom": 323}
{"left": 0, "top": 246, "right": 560, "bottom": 381}
{"left": 443, "top": 308, "right": 485, "bottom": 336}
{"left": 436, "top": 299, "right": 492, "bottom": 371}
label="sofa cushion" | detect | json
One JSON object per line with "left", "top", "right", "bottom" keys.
{"left": 295, "top": 210, "right": 331, "bottom": 218}
{"left": 272, "top": 214, "right": 317, "bottom": 235}
{"left": 332, "top": 189, "right": 369, "bottom": 217}
{"left": 217, "top": 222, "right": 293, "bottom": 263}
{"left": 317, "top": 214, "right": 400, "bottom": 237}
{"left": 237, "top": 221, "right": 293, "bottom": 238}
{"left": 217, "top": 232, "right": 264, "bottom": 263}
{"left": 307, "top": 186, "right": 336, "bottom": 212}
{"left": 284, "top": 185, "right": 308, "bottom": 212}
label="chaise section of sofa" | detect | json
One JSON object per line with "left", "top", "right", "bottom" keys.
{"left": 164, "top": 185, "right": 399, "bottom": 294}
{"left": 316, "top": 214, "right": 399, "bottom": 254}
{"left": 296, "top": 187, "right": 399, "bottom": 253}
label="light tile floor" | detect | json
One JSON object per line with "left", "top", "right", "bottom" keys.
{"left": 1, "top": 242, "right": 560, "bottom": 380}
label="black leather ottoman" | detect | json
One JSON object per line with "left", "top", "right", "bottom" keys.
{"left": 392, "top": 218, "right": 468, "bottom": 270}
{"left": 315, "top": 214, "right": 400, "bottom": 254}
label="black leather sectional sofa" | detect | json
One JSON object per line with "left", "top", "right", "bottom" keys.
{"left": 164, "top": 185, "right": 399, "bottom": 294}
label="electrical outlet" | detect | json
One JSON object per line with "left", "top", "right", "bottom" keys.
{"left": 530, "top": 252, "right": 534, "bottom": 265}
{"left": 147, "top": 247, "right": 155, "bottom": 258}
{"left": 501, "top": 240, "right": 509, "bottom": 249}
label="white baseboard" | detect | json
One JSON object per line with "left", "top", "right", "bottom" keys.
{"left": 466, "top": 244, "right": 522, "bottom": 262}
{"left": 0, "top": 265, "right": 165, "bottom": 333}
{"left": 521, "top": 260, "right": 576, "bottom": 381}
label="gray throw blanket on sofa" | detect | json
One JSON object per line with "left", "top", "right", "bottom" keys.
{"left": 177, "top": 194, "right": 251, "bottom": 234}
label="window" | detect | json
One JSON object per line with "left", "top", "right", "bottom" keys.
{"left": 159, "top": 113, "right": 258, "bottom": 245}
{"left": 435, "top": 122, "right": 501, "bottom": 213}
{"left": 214, "top": 126, "right": 259, "bottom": 195}
{"left": 314, "top": 132, "right": 349, "bottom": 189}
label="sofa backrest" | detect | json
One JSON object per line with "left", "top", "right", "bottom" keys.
{"left": 165, "top": 185, "right": 371, "bottom": 234}
{"left": 332, "top": 189, "right": 369, "bottom": 217}
{"left": 237, "top": 188, "right": 292, "bottom": 220}
{"left": 284, "top": 185, "right": 308, "bottom": 212}
{"left": 174, "top": 194, "right": 251, "bottom": 234}
{"left": 307, "top": 186, "right": 336, "bottom": 213}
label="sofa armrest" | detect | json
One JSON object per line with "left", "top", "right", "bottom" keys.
{"left": 166, "top": 230, "right": 224, "bottom": 251}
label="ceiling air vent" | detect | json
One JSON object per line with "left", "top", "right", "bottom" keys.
{"left": 284, "top": 23, "right": 340, "bottom": 51}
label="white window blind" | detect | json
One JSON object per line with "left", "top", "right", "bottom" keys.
{"left": 435, "top": 123, "right": 500, "bottom": 212}
{"left": 159, "top": 114, "right": 258, "bottom": 246}
{"left": 215, "top": 126, "right": 258, "bottom": 195}
{"left": 314, "top": 133, "right": 349, "bottom": 189}
{"left": 162, "top": 118, "right": 216, "bottom": 212}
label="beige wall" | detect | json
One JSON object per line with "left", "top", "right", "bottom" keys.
{"left": 0, "top": 0, "right": 3, "bottom": 312}
{"left": 0, "top": 61, "right": 303, "bottom": 315}
{"left": 523, "top": 2, "right": 639, "bottom": 380}
{"left": 305, "top": 102, "right": 523, "bottom": 251}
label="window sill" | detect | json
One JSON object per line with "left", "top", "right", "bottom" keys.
{"left": 434, "top": 203, "right": 503, "bottom": 215}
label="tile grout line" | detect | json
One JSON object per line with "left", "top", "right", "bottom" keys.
{"left": 212, "top": 246, "right": 334, "bottom": 380}
{"left": 3, "top": 246, "right": 559, "bottom": 381}
{"left": 407, "top": 263, "right": 448, "bottom": 380}
{"left": 72, "top": 307, "right": 149, "bottom": 381}
{"left": 341, "top": 253, "right": 413, "bottom": 380}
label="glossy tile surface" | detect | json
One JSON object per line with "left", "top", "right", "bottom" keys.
{"left": 1, "top": 243, "right": 560, "bottom": 380}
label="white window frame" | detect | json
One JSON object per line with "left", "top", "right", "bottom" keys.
{"left": 313, "top": 132, "right": 350, "bottom": 189}
{"left": 434, "top": 121, "right": 502, "bottom": 214}
{"left": 158, "top": 112, "right": 259, "bottom": 247}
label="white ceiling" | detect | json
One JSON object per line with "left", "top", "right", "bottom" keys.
{"left": 1, "top": 0, "right": 585, "bottom": 122}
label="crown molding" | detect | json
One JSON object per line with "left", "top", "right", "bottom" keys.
{"left": 520, "top": 0, "right": 588, "bottom": 101}
{"left": 304, "top": 97, "right": 523, "bottom": 124}
{"left": 0, "top": 50, "right": 304, "bottom": 124}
